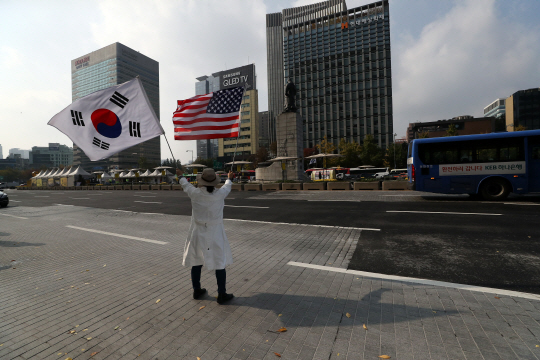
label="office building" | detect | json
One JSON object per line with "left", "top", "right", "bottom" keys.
{"left": 258, "top": 111, "right": 270, "bottom": 151}
{"left": 8, "top": 148, "right": 31, "bottom": 159}
{"left": 71, "top": 42, "right": 160, "bottom": 170}
{"left": 407, "top": 117, "right": 497, "bottom": 142}
{"left": 266, "top": 0, "right": 392, "bottom": 150}
{"left": 195, "top": 64, "right": 259, "bottom": 161}
{"left": 484, "top": 98, "right": 505, "bottom": 118}
{"left": 506, "top": 88, "right": 540, "bottom": 131}
{"left": 30, "top": 143, "right": 73, "bottom": 168}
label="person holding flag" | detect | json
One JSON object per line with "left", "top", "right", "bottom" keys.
{"left": 179, "top": 169, "right": 235, "bottom": 304}
{"left": 173, "top": 86, "right": 245, "bottom": 304}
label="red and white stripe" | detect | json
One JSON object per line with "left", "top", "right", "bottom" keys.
{"left": 172, "top": 93, "right": 240, "bottom": 140}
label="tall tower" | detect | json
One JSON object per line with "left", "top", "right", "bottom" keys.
{"left": 71, "top": 42, "right": 160, "bottom": 170}
{"left": 266, "top": 0, "right": 393, "bottom": 150}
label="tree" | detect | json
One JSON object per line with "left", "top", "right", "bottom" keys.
{"left": 193, "top": 157, "right": 214, "bottom": 168}
{"left": 269, "top": 142, "right": 277, "bottom": 157}
{"left": 337, "top": 138, "right": 361, "bottom": 168}
{"left": 446, "top": 124, "right": 458, "bottom": 136}
{"left": 360, "top": 134, "right": 384, "bottom": 167}
{"left": 253, "top": 147, "right": 269, "bottom": 168}
{"left": 515, "top": 124, "right": 527, "bottom": 131}
{"left": 386, "top": 142, "right": 408, "bottom": 169}
{"left": 161, "top": 158, "right": 182, "bottom": 169}
{"left": 419, "top": 131, "right": 430, "bottom": 138}
{"left": 316, "top": 136, "right": 336, "bottom": 168}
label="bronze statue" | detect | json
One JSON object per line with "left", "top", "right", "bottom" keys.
{"left": 283, "top": 79, "right": 297, "bottom": 113}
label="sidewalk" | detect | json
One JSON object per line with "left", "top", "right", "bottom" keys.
{"left": 0, "top": 206, "right": 539, "bottom": 359}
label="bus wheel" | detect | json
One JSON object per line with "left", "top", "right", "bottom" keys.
{"left": 480, "top": 178, "right": 510, "bottom": 201}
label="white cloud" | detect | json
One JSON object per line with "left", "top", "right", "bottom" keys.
{"left": 393, "top": 0, "right": 540, "bottom": 134}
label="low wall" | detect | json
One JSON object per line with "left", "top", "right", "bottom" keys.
{"left": 353, "top": 182, "right": 380, "bottom": 190}
{"left": 382, "top": 181, "right": 409, "bottom": 190}
{"left": 262, "top": 183, "right": 281, "bottom": 191}
{"left": 123, "top": 185, "right": 131, "bottom": 190}
{"left": 140, "top": 185, "right": 150, "bottom": 190}
{"left": 244, "top": 184, "right": 261, "bottom": 191}
{"left": 172, "top": 185, "right": 183, "bottom": 190}
{"left": 282, "top": 183, "right": 302, "bottom": 191}
{"left": 327, "top": 182, "right": 351, "bottom": 191}
{"left": 231, "top": 184, "right": 243, "bottom": 191}
{"left": 151, "top": 185, "right": 161, "bottom": 190}
{"left": 302, "top": 182, "right": 326, "bottom": 190}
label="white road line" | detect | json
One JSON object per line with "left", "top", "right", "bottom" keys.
{"left": 112, "top": 209, "right": 133, "bottom": 212}
{"left": 34, "top": 196, "right": 50, "bottom": 198}
{"left": 134, "top": 195, "right": 157, "bottom": 197}
{"left": 387, "top": 210, "right": 502, "bottom": 216}
{"left": 224, "top": 218, "right": 380, "bottom": 231}
{"left": 307, "top": 200, "right": 361, "bottom": 202}
{"left": 70, "top": 197, "right": 90, "bottom": 200}
{"left": 134, "top": 201, "right": 162, "bottom": 204}
{"left": 503, "top": 202, "right": 540, "bottom": 206}
{"left": 66, "top": 225, "right": 167, "bottom": 245}
{"left": 0, "top": 213, "right": 28, "bottom": 220}
{"left": 381, "top": 194, "right": 419, "bottom": 196}
{"left": 224, "top": 205, "right": 269, "bottom": 209}
{"left": 287, "top": 261, "right": 540, "bottom": 301}
{"left": 54, "top": 204, "right": 74, "bottom": 206}
{"left": 10, "top": 200, "right": 21, "bottom": 202}
{"left": 140, "top": 213, "right": 165, "bottom": 215}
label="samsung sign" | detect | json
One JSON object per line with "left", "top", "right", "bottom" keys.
{"left": 216, "top": 64, "right": 256, "bottom": 91}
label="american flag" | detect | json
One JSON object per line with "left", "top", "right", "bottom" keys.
{"left": 173, "top": 86, "right": 244, "bottom": 140}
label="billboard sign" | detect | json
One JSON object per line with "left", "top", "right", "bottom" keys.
{"left": 214, "top": 64, "right": 256, "bottom": 91}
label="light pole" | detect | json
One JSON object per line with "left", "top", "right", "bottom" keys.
{"left": 186, "top": 150, "right": 193, "bottom": 164}
{"left": 393, "top": 133, "right": 397, "bottom": 169}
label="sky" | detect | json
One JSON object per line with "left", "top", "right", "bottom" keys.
{"left": 1, "top": 0, "right": 539, "bottom": 164}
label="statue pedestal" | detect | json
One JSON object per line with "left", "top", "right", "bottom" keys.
{"left": 256, "top": 112, "right": 304, "bottom": 182}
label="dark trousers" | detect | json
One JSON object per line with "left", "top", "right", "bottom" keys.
{"left": 191, "top": 265, "right": 226, "bottom": 294}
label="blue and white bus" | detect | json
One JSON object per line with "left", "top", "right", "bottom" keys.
{"left": 407, "top": 130, "right": 540, "bottom": 200}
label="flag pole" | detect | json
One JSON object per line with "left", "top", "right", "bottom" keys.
{"left": 230, "top": 84, "right": 248, "bottom": 177}
{"left": 163, "top": 135, "right": 179, "bottom": 183}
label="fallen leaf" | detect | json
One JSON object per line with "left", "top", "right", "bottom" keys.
{"left": 85, "top": 283, "right": 90, "bottom": 285}
{"left": 58, "top": 353, "right": 62, "bottom": 355}
{"left": 86, "top": 337, "right": 92, "bottom": 340}
{"left": 378, "top": 356, "right": 391, "bottom": 359}
{"left": 83, "top": 329, "right": 88, "bottom": 331}
{"left": 103, "top": 265, "right": 106, "bottom": 267}
{"left": 91, "top": 351, "right": 98, "bottom": 356}
{"left": 75, "top": 325, "right": 79, "bottom": 328}
{"left": 278, "top": 314, "right": 282, "bottom": 317}
{"left": 114, "top": 326, "right": 119, "bottom": 330}
{"left": 495, "top": 296, "right": 500, "bottom": 299}
{"left": 183, "top": 317, "right": 186, "bottom": 321}
{"left": 65, "top": 358, "right": 73, "bottom": 360}
{"left": 274, "top": 352, "right": 282, "bottom": 357}
{"left": 126, "top": 317, "right": 130, "bottom": 320}
{"left": 363, "top": 324, "right": 368, "bottom": 330}
{"left": 277, "top": 327, "right": 287, "bottom": 332}
{"left": 81, "top": 349, "right": 85, "bottom": 351}
{"left": 69, "top": 330, "right": 76, "bottom": 334}
{"left": 86, "top": 269, "right": 89, "bottom": 271}
{"left": 197, "top": 357, "right": 201, "bottom": 360}
{"left": 11, "top": 260, "right": 15, "bottom": 262}
{"left": 345, "top": 313, "right": 351, "bottom": 318}
{"left": 536, "top": 345, "right": 539, "bottom": 348}
{"left": 199, "top": 306, "right": 206, "bottom": 311}
{"left": 155, "top": 299, "right": 161, "bottom": 303}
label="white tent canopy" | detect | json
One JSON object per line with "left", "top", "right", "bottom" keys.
{"left": 32, "top": 170, "right": 44, "bottom": 179}
{"left": 139, "top": 170, "right": 151, "bottom": 177}
{"left": 100, "top": 172, "right": 112, "bottom": 179}
{"left": 38, "top": 169, "right": 52, "bottom": 178}
{"left": 68, "top": 166, "right": 92, "bottom": 176}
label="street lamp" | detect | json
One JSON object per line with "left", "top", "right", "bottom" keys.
{"left": 186, "top": 150, "right": 194, "bottom": 164}
{"left": 393, "top": 133, "right": 397, "bottom": 169}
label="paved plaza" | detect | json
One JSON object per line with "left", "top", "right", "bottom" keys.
{"left": 1, "top": 203, "right": 540, "bottom": 359}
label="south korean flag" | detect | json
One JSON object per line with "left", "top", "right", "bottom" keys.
{"left": 48, "top": 77, "right": 164, "bottom": 161}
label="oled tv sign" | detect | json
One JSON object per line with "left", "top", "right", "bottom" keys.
{"left": 215, "top": 64, "right": 256, "bottom": 91}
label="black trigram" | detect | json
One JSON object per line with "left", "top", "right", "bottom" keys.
{"left": 129, "top": 121, "right": 141, "bottom": 137}
{"left": 109, "top": 91, "right": 129, "bottom": 108}
{"left": 71, "top": 110, "right": 85, "bottom": 126}
{"left": 92, "top": 137, "right": 110, "bottom": 150}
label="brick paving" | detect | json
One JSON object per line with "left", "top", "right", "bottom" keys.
{"left": 1, "top": 205, "right": 540, "bottom": 359}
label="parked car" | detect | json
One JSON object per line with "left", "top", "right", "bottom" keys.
{"left": 0, "top": 190, "right": 8, "bottom": 208}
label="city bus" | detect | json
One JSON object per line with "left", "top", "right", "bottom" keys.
{"left": 407, "top": 129, "right": 540, "bottom": 200}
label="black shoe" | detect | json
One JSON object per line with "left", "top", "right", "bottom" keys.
{"left": 193, "top": 288, "right": 207, "bottom": 299}
{"left": 217, "top": 293, "right": 234, "bottom": 304}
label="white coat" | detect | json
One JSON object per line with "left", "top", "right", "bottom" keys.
{"left": 180, "top": 177, "right": 233, "bottom": 271}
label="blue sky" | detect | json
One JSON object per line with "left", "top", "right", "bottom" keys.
{"left": 1, "top": 0, "right": 539, "bottom": 163}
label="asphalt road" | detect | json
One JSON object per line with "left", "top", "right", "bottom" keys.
{"left": 3, "top": 188, "right": 540, "bottom": 294}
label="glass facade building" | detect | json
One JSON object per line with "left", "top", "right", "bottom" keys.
{"left": 506, "top": 88, "right": 540, "bottom": 131}
{"left": 267, "top": 0, "right": 393, "bottom": 150}
{"left": 71, "top": 42, "right": 160, "bottom": 170}
{"left": 484, "top": 98, "right": 505, "bottom": 118}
